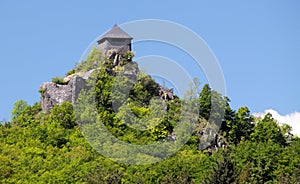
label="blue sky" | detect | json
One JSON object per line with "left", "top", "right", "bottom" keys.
{"left": 0, "top": 1, "right": 299, "bottom": 121}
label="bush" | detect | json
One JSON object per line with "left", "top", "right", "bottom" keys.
{"left": 75, "top": 47, "right": 102, "bottom": 72}
{"left": 52, "top": 76, "right": 67, "bottom": 85}
{"left": 66, "top": 69, "right": 75, "bottom": 76}
{"left": 50, "top": 102, "right": 76, "bottom": 129}
{"left": 124, "top": 51, "right": 135, "bottom": 60}
{"left": 38, "top": 88, "right": 46, "bottom": 98}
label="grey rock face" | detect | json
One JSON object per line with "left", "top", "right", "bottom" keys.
{"left": 158, "top": 86, "right": 174, "bottom": 101}
{"left": 40, "top": 75, "right": 88, "bottom": 112}
{"left": 40, "top": 60, "right": 175, "bottom": 113}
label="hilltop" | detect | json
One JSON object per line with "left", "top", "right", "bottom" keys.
{"left": 0, "top": 25, "right": 299, "bottom": 183}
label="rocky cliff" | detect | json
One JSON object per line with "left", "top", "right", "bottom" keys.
{"left": 39, "top": 44, "right": 174, "bottom": 112}
{"left": 40, "top": 65, "right": 175, "bottom": 112}
{"left": 40, "top": 71, "right": 93, "bottom": 112}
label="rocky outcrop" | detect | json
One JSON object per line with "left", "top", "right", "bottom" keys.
{"left": 40, "top": 75, "right": 88, "bottom": 112}
{"left": 40, "top": 58, "right": 175, "bottom": 113}
{"left": 158, "top": 86, "right": 174, "bottom": 101}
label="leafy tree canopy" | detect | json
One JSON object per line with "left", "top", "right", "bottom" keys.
{"left": 1, "top": 50, "right": 299, "bottom": 183}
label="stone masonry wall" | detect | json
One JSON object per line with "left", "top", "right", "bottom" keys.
{"left": 40, "top": 75, "right": 88, "bottom": 112}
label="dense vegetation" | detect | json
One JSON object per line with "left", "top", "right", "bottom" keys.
{"left": 0, "top": 49, "right": 299, "bottom": 183}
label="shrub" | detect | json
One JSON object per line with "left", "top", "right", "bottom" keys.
{"left": 66, "top": 69, "right": 75, "bottom": 76}
{"left": 124, "top": 51, "right": 135, "bottom": 60}
{"left": 38, "top": 88, "right": 46, "bottom": 98}
{"left": 52, "top": 76, "right": 67, "bottom": 85}
{"left": 75, "top": 47, "right": 102, "bottom": 72}
{"left": 50, "top": 102, "right": 76, "bottom": 129}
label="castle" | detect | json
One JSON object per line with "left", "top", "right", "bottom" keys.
{"left": 40, "top": 25, "right": 133, "bottom": 112}
{"left": 40, "top": 25, "right": 173, "bottom": 112}
{"left": 97, "top": 24, "right": 133, "bottom": 57}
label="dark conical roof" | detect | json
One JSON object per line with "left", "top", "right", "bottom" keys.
{"left": 97, "top": 24, "right": 132, "bottom": 42}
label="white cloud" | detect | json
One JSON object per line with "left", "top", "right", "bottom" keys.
{"left": 253, "top": 109, "right": 300, "bottom": 136}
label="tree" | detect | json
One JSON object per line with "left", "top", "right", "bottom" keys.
{"left": 225, "top": 107, "right": 254, "bottom": 144}
{"left": 250, "top": 113, "right": 285, "bottom": 146}
{"left": 204, "top": 151, "right": 239, "bottom": 184}
{"left": 198, "top": 84, "right": 211, "bottom": 120}
{"left": 232, "top": 141, "right": 282, "bottom": 183}
{"left": 50, "top": 102, "right": 76, "bottom": 129}
{"left": 129, "top": 71, "right": 158, "bottom": 106}
{"left": 3, "top": 47, "right": 300, "bottom": 183}
{"left": 11, "top": 100, "right": 29, "bottom": 119}
{"left": 11, "top": 100, "right": 41, "bottom": 127}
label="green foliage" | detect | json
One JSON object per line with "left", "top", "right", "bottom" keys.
{"left": 129, "top": 71, "right": 159, "bottom": 106}
{"left": 223, "top": 107, "right": 254, "bottom": 144}
{"left": 83, "top": 64, "right": 173, "bottom": 145}
{"left": 2, "top": 52, "right": 300, "bottom": 182}
{"left": 38, "top": 87, "right": 46, "bottom": 98}
{"left": 11, "top": 101, "right": 41, "bottom": 127}
{"left": 250, "top": 113, "right": 286, "bottom": 145}
{"left": 123, "top": 149, "right": 212, "bottom": 183}
{"left": 198, "top": 84, "right": 211, "bottom": 120}
{"left": 232, "top": 141, "right": 283, "bottom": 183}
{"left": 75, "top": 47, "right": 103, "bottom": 72}
{"left": 123, "top": 51, "right": 135, "bottom": 62}
{"left": 50, "top": 102, "right": 76, "bottom": 129}
{"left": 3, "top": 94, "right": 300, "bottom": 183}
{"left": 204, "top": 150, "right": 240, "bottom": 184}
{"left": 198, "top": 84, "right": 229, "bottom": 124}
{"left": 52, "top": 76, "right": 67, "bottom": 85}
{"left": 66, "top": 69, "right": 75, "bottom": 76}
{"left": 11, "top": 100, "right": 29, "bottom": 119}
{"left": 124, "top": 51, "right": 135, "bottom": 60}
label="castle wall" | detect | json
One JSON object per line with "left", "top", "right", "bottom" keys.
{"left": 40, "top": 76, "right": 87, "bottom": 112}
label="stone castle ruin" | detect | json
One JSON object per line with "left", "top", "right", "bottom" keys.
{"left": 38, "top": 24, "right": 224, "bottom": 151}
{"left": 40, "top": 24, "right": 173, "bottom": 112}
{"left": 40, "top": 72, "right": 91, "bottom": 112}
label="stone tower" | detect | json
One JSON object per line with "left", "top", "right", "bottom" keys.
{"left": 97, "top": 24, "right": 133, "bottom": 57}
